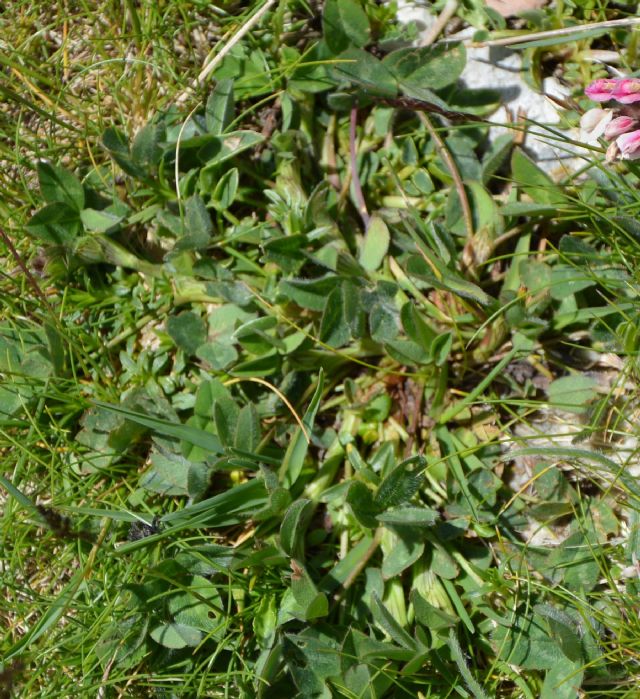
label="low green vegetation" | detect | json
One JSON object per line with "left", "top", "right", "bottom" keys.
{"left": 2, "top": 1, "right": 640, "bottom": 697}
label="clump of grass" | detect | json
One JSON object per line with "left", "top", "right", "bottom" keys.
{"left": 3, "top": 1, "right": 640, "bottom": 697}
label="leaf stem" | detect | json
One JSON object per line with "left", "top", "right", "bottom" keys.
{"left": 419, "top": 112, "right": 473, "bottom": 241}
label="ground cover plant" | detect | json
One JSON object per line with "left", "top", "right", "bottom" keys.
{"left": 2, "top": 1, "right": 640, "bottom": 697}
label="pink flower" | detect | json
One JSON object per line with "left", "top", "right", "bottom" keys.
{"left": 616, "top": 128, "right": 640, "bottom": 159}
{"left": 585, "top": 78, "right": 618, "bottom": 101}
{"left": 604, "top": 116, "right": 638, "bottom": 139}
{"left": 612, "top": 78, "right": 640, "bottom": 104}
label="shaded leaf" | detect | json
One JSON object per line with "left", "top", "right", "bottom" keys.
{"left": 323, "top": 0, "right": 370, "bottom": 53}
{"left": 280, "top": 499, "right": 314, "bottom": 558}
{"left": 331, "top": 47, "right": 398, "bottom": 99}
{"left": 37, "top": 161, "right": 84, "bottom": 210}
{"left": 375, "top": 455, "right": 425, "bottom": 509}
{"left": 511, "top": 148, "right": 566, "bottom": 207}
{"left": 26, "top": 202, "right": 81, "bottom": 245}
{"left": 166, "top": 311, "right": 207, "bottom": 355}
{"left": 206, "top": 79, "right": 235, "bottom": 135}
{"left": 384, "top": 43, "right": 466, "bottom": 91}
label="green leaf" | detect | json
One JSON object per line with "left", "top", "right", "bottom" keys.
{"left": 534, "top": 604, "right": 583, "bottom": 663}
{"left": 547, "top": 375, "right": 597, "bottom": 415}
{"left": 196, "top": 341, "right": 238, "bottom": 370}
{"left": 549, "top": 265, "right": 595, "bottom": 300}
{"left": 280, "top": 499, "right": 314, "bottom": 558}
{"left": 198, "top": 130, "right": 265, "bottom": 168}
{"left": 166, "top": 311, "right": 207, "bottom": 355}
{"left": 384, "top": 43, "right": 466, "bottom": 91}
{"left": 540, "top": 655, "right": 584, "bottom": 699}
{"left": 511, "top": 148, "right": 567, "bottom": 207}
{"left": 141, "top": 450, "right": 192, "bottom": 495}
{"left": 177, "top": 194, "right": 213, "bottom": 250}
{"left": 212, "top": 167, "right": 239, "bottom": 209}
{"left": 481, "top": 134, "right": 513, "bottom": 184}
{"left": 80, "top": 208, "right": 124, "bottom": 233}
{"left": 493, "top": 610, "right": 569, "bottom": 670}
{"left": 359, "top": 214, "right": 389, "bottom": 272}
{"left": 411, "top": 590, "right": 457, "bottom": 632}
{"left": 234, "top": 403, "right": 260, "bottom": 454}
{"left": 319, "top": 286, "right": 351, "bottom": 348}
{"left": 401, "top": 303, "right": 437, "bottom": 351}
{"left": 558, "top": 235, "right": 598, "bottom": 264}
{"left": 131, "top": 122, "right": 163, "bottom": 169}
{"left": 102, "top": 127, "right": 146, "bottom": 178}
{"left": 331, "top": 47, "right": 398, "bottom": 99}
{"left": 93, "top": 401, "right": 223, "bottom": 457}
{"left": 169, "top": 575, "right": 222, "bottom": 632}
{"left": 448, "top": 629, "right": 491, "bottom": 699}
{"left": 406, "top": 255, "right": 494, "bottom": 306}
{"left": 283, "top": 627, "right": 342, "bottom": 688}
{"left": 346, "top": 480, "right": 379, "bottom": 529}
{"left": 381, "top": 529, "right": 424, "bottom": 578}
{"left": 206, "top": 79, "right": 235, "bottom": 135}
{"left": 279, "top": 275, "right": 342, "bottom": 311}
{"left": 371, "top": 592, "right": 416, "bottom": 650}
{"left": 501, "top": 201, "right": 561, "bottom": 217}
{"left": 279, "top": 370, "right": 324, "bottom": 488}
{"left": 374, "top": 455, "right": 425, "bottom": 510}
{"left": 431, "top": 332, "right": 453, "bottom": 366}
{"left": 446, "top": 181, "right": 503, "bottom": 252}
{"left": 254, "top": 594, "right": 278, "bottom": 649}
{"left": 234, "top": 316, "right": 284, "bottom": 354}
{"left": 323, "top": 0, "right": 370, "bottom": 53}
{"left": 26, "top": 202, "right": 81, "bottom": 245}
{"left": 150, "top": 622, "right": 202, "bottom": 649}
{"left": 547, "top": 531, "right": 600, "bottom": 592}
{"left": 290, "top": 561, "right": 329, "bottom": 621}
{"left": 376, "top": 507, "right": 439, "bottom": 527}
{"left": 37, "top": 161, "right": 84, "bottom": 210}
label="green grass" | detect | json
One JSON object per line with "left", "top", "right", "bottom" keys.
{"left": 2, "top": 1, "right": 640, "bottom": 697}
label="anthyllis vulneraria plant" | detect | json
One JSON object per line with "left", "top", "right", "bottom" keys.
{"left": 582, "top": 77, "right": 640, "bottom": 160}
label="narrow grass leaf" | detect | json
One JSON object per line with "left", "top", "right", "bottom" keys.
{"left": 93, "top": 401, "right": 223, "bottom": 455}
{"left": 279, "top": 369, "right": 324, "bottom": 487}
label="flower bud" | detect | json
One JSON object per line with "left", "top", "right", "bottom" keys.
{"left": 617, "top": 128, "right": 640, "bottom": 159}
{"left": 604, "top": 116, "right": 638, "bottom": 140}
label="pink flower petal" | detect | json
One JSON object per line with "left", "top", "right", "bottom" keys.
{"left": 616, "top": 128, "right": 640, "bottom": 157}
{"left": 612, "top": 78, "right": 640, "bottom": 104}
{"left": 604, "top": 116, "right": 638, "bottom": 140}
{"left": 585, "top": 78, "right": 618, "bottom": 102}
